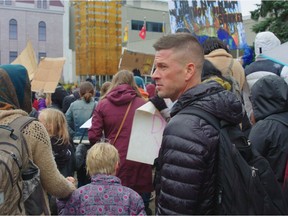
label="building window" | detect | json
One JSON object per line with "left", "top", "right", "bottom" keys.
{"left": 131, "top": 20, "right": 144, "bottom": 31}
{"left": 43, "top": 0, "right": 47, "bottom": 9}
{"left": 131, "top": 20, "right": 163, "bottom": 33}
{"left": 147, "top": 21, "right": 163, "bottom": 32}
{"left": 0, "top": 0, "right": 4, "bottom": 5}
{"left": 5, "top": 0, "right": 11, "bottom": 5}
{"left": 9, "top": 51, "right": 17, "bottom": 63}
{"left": 38, "top": 21, "right": 46, "bottom": 41}
{"left": 38, "top": 52, "right": 46, "bottom": 62}
{"left": 37, "top": 0, "right": 41, "bottom": 8}
{"left": 37, "top": 0, "right": 48, "bottom": 9}
{"left": 9, "top": 19, "right": 17, "bottom": 40}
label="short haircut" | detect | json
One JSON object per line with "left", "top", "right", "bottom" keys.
{"left": 86, "top": 142, "right": 120, "bottom": 176}
{"left": 202, "top": 37, "right": 229, "bottom": 55}
{"left": 153, "top": 33, "right": 204, "bottom": 73}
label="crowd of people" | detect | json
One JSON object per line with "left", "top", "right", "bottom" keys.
{"left": 1, "top": 30, "right": 288, "bottom": 215}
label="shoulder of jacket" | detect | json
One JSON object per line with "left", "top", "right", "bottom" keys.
{"left": 22, "top": 120, "right": 51, "bottom": 147}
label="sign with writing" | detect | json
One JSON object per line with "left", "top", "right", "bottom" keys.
{"left": 119, "top": 49, "right": 155, "bottom": 75}
{"left": 168, "top": 0, "right": 247, "bottom": 49}
{"left": 127, "top": 102, "right": 167, "bottom": 165}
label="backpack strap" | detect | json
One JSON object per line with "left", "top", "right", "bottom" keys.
{"left": 179, "top": 106, "right": 220, "bottom": 130}
{"left": 226, "top": 58, "right": 234, "bottom": 76}
{"left": 8, "top": 116, "right": 36, "bottom": 157}
{"left": 9, "top": 116, "right": 36, "bottom": 132}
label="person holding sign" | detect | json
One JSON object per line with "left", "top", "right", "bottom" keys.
{"left": 88, "top": 70, "right": 153, "bottom": 214}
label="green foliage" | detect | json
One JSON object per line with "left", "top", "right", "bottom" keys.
{"left": 250, "top": 1, "right": 288, "bottom": 43}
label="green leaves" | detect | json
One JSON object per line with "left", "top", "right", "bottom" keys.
{"left": 250, "top": 0, "right": 288, "bottom": 43}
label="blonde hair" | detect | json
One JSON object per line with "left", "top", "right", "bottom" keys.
{"left": 86, "top": 142, "right": 120, "bottom": 176}
{"left": 79, "top": 81, "right": 95, "bottom": 103}
{"left": 38, "top": 108, "right": 70, "bottom": 145}
{"left": 101, "top": 70, "right": 142, "bottom": 99}
{"left": 100, "top": 81, "right": 111, "bottom": 97}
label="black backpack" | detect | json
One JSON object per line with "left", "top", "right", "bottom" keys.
{"left": 179, "top": 107, "right": 288, "bottom": 215}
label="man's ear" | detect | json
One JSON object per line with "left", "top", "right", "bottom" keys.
{"left": 185, "top": 63, "right": 196, "bottom": 81}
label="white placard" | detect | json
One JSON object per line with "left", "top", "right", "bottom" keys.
{"left": 126, "top": 102, "right": 167, "bottom": 165}
{"left": 80, "top": 117, "right": 92, "bottom": 129}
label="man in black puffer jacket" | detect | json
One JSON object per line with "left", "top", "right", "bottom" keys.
{"left": 152, "top": 33, "right": 243, "bottom": 215}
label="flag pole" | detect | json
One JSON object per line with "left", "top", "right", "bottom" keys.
{"left": 126, "top": 20, "right": 129, "bottom": 49}
{"left": 162, "top": 12, "right": 166, "bottom": 36}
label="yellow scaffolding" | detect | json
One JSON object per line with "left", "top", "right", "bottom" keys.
{"left": 73, "top": 0, "right": 122, "bottom": 76}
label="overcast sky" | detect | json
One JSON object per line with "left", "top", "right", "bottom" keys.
{"left": 238, "top": 0, "right": 261, "bottom": 16}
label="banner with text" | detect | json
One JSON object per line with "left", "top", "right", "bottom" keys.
{"left": 168, "top": 0, "right": 247, "bottom": 49}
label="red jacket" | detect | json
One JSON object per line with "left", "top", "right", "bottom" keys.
{"left": 88, "top": 84, "right": 153, "bottom": 193}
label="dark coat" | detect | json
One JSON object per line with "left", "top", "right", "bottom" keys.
{"left": 50, "top": 137, "right": 75, "bottom": 177}
{"left": 249, "top": 75, "right": 288, "bottom": 184}
{"left": 88, "top": 84, "right": 153, "bottom": 193}
{"left": 155, "top": 81, "right": 243, "bottom": 215}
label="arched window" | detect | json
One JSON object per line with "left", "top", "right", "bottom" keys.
{"left": 38, "top": 21, "right": 46, "bottom": 41}
{"left": 9, "top": 19, "right": 17, "bottom": 40}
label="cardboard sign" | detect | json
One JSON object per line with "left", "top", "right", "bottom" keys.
{"left": 11, "top": 40, "right": 37, "bottom": 80}
{"left": 127, "top": 102, "right": 167, "bottom": 165}
{"left": 31, "top": 57, "right": 65, "bottom": 93}
{"left": 119, "top": 49, "right": 154, "bottom": 75}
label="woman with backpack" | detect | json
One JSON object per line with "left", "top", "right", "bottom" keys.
{"left": 0, "top": 64, "right": 76, "bottom": 215}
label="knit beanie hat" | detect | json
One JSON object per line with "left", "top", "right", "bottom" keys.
{"left": 134, "top": 76, "right": 146, "bottom": 90}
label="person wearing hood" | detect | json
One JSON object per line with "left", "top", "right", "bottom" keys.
{"left": 46, "top": 83, "right": 69, "bottom": 112}
{"left": 203, "top": 37, "right": 246, "bottom": 91}
{"left": 249, "top": 75, "right": 288, "bottom": 188}
{"left": 0, "top": 64, "right": 75, "bottom": 214}
{"left": 244, "top": 31, "right": 287, "bottom": 120}
{"left": 88, "top": 70, "right": 153, "bottom": 214}
{"left": 152, "top": 33, "right": 243, "bottom": 214}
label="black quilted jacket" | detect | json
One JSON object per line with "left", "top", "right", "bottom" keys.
{"left": 155, "top": 81, "right": 243, "bottom": 215}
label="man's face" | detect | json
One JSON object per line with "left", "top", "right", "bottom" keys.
{"left": 152, "top": 49, "right": 187, "bottom": 101}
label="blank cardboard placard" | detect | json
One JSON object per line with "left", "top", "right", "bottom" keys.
{"left": 31, "top": 57, "right": 65, "bottom": 93}
{"left": 11, "top": 40, "right": 37, "bottom": 81}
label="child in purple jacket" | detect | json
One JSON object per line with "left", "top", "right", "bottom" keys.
{"left": 57, "top": 142, "right": 146, "bottom": 215}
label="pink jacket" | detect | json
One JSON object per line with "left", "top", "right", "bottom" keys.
{"left": 57, "top": 174, "right": 146, "bottom": 215}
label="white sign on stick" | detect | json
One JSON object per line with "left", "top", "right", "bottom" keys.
{"left": 126, "top": 101, "right": 167, "bottom": 165}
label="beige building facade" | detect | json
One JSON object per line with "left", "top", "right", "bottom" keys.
{"left": 0, "top": 0, "right": 64, "bottom": 70}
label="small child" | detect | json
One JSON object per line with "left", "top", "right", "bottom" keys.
{"left": 38, "top": 108, "right": 75, "bottom": 177}
{"left": 57, "top": 142, "right": 146, "bottom": 215}
{"left": 38, "top": 108, "right": 76, "bottom": 215}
